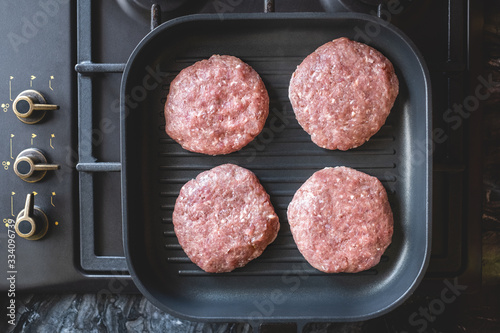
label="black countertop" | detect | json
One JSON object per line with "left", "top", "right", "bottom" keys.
{"left": 2, "top": 1, "right": 500, "bottom": 332}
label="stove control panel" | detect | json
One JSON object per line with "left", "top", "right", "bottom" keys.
{"left": 0, "top": 0, "right": 79, "bottom": 292}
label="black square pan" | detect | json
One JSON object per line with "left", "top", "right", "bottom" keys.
{"left": 121, "top": 12, "right": 432, "bottom": 328}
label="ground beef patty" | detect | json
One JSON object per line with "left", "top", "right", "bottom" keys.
{"left": 287, "top": 166, "right": 393, "bottom": 273}
{"left": 289, "top": 37, "right": 399, "bottom": 151}
{"left": 173, "top": 164, "right": 280, "bottom": 273}
{"left": 164, "top": 55, "right": 269, "bottom": 155}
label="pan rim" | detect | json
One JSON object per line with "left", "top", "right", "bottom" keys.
{"left": 120, "top": 12, "right": 432, "bottom": 324}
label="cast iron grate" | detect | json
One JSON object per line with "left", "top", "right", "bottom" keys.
{"left": 74, "top": 0, "right": 481, "bottom": 292}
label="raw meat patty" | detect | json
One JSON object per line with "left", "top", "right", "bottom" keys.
{"left": 289, "top": 37, "right": 399, "bottom": 150}
{"left": 287, "top": 166, "right": 393, "bottom": 273}
{"left": 164, "top": 55, "right": 269, "bottom": 155}
{"left": 173, "top": 164, "right": 280, "bottom": 273}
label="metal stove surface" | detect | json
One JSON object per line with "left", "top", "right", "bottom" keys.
{"left": 0, "top": 0, "right": 83, "bottom": 292}
{"left": 0, "top": 0, "right": 482, "bottom": 293}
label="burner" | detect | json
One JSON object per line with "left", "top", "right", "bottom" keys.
{"left": 321, "top": 0, "right": 418, "bottom": 15}
{"left": 117, "top": 0, "right": 206, "bottom": 24}
{"left": 128, "top": 0, "right": 186, "bottom": 11}
{"left": 359, "top": 0, "right": 388, "bottom": 5}
{"left": 338, "top": 0, "right": 383, "bottom": 12}
{"left": 320, "top": 0, "right": 430, "bottom": 31}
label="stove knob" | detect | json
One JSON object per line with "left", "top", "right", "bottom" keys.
{"left": 14, "top": 148, "right": 60, "bottom": 183}
{"left": 13, "top": 90, "right": 59, "bottom": 124}
{"left": 15, "top": 193, "right": 49, "bottom": 241}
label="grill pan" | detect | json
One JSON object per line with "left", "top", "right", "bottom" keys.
{"left": 121, "top": 12, "right": 432, "bottom": 330}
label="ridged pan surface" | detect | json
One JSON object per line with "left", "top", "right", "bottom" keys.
{"left": 121, "top": 13, "right": 432, "bottom": 323}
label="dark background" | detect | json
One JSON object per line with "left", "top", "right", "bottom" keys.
{"left": 1, "top": 0, "right": 499, "bottom": 332}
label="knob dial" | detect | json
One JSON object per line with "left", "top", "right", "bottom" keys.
{"left": 15, "top": 193, "right": 49, "bottom": 241}
{"left": 14, "top": 148, "right": 60, "bottom": 183}
{"left": 13, "top": 90, "right": 59, "bottom": 124}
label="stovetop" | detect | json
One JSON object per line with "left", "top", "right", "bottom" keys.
{"left": 0, "top": 0, "right": 482, "bottom": 293}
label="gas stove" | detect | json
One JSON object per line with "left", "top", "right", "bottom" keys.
{"left": 0, "top": 0, "right": 482, "bottom": 295}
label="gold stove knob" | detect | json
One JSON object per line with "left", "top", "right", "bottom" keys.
{"left": 13, "top": 90, "right": 59, "bottom": 124}
{"left": 15, "top": 193, "right": 49, "bottom": 241}
{"left": 14, "top": 148, "right": 60, "bottom": 183}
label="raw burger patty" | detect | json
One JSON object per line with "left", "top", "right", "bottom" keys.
{"left": 164, "top": 55, "right": 269, "bottom": 155}
{"left": 173, "top": 164, "right": 280, "bottom": 273}
{"left": 287, "top": 166, "right": 393, "bottom": 273}
{"left": 289, "top": 37, "right": 399, "bottom": 150}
